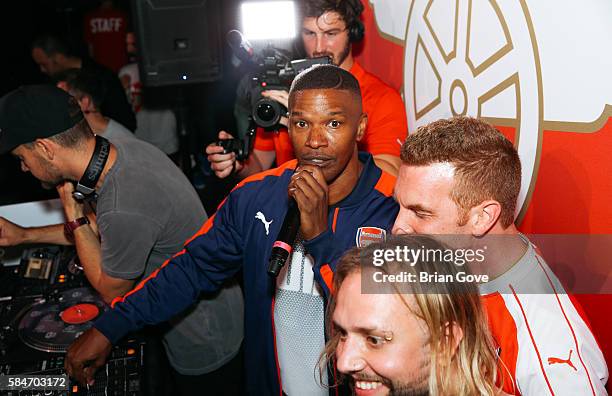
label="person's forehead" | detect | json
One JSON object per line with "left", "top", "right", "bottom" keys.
{"left": 291, "top": 89, "right": 355, "bottom": 109}
{"left": 396, "top": 164, "right": 457, "bottom": 208}
{"left": 11, "top": 144, "right": 29, "bottom": 156}
{"left": 303, "top": 11, "right": 346, "bottom": 29}
{"left": 399, "top": 163, "right": 456, "bottom": 187}
{"left": 334, "top": 272, "right": 416, "bottom": 327}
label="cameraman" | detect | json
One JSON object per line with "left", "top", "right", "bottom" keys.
{"left": 207, "top": 0, "right": 407, "bottom": 177}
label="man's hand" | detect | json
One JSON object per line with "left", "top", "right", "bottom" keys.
{"left": 65, "top": 328, "right": 112, "bottom": 386}
{"left": 57, "top": 182, "right": 85, "bottom": 221}
{"left": 261, "top": 90, "right": 289, "bottom": 127}
{"left": 205, "top": 131, "right": 244, "bottom": 179}
{"left": 288, "top": 165, "right": 329, "bottom": 240}
{"left": 0, "top": 217, "right": 27, "bottom": 246}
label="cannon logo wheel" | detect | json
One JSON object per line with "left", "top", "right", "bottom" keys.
{"left": 403, "top": 0, "right": 543, "bottom": 221}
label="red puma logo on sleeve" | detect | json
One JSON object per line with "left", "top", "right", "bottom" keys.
{"left": 548, "top": 350, "right": 577, "bottom": 371}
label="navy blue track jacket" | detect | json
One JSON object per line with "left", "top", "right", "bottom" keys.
{"left": 95, "top": 153, "right": 399, "bottom": 394}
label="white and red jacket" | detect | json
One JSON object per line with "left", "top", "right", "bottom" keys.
{"left": 481, "top": 236, "right": 608, "bottom": 395}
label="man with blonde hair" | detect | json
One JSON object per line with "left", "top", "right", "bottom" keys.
{"left": 392, "top": 116, "right": 608, "bottom": 394}
{"left": 324, "top": 235, "right": 506, "bottom": 395}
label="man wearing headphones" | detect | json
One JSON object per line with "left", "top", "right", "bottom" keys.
{"left": 0, "top": 85, "right": 244, "bottom": 395}
{"left": 207, "top": 0, "right": 408, "bottom": 177}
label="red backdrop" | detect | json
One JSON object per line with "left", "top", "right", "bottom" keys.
{"left": 355, "top": 0, "right": 612, "bottom": 368}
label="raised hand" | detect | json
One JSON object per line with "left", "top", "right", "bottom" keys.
{"left": 288, "top": 165, "right": 329, "bottom": 240}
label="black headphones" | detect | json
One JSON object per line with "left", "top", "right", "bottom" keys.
{"left": 347, "top": 0, "right": 365, "bottom": 42}
{"left": 72, "top": 135, "right": 110, "bottom": 202}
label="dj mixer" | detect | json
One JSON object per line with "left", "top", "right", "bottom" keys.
{"left": 0, "top": 246, "right": 152, "bottom": 395}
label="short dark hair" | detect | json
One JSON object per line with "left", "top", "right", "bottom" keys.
{"left": 55, "top": 69, "right": 107, "bottom": 111}
{"left": 48, "top": 118, "right": 93, "bottom": 149}
{"left": 298, "top": 0, "right": 364, "bottom": 30}
{"left": 31, "top": 34, "right": 77, "bottom": 57}
{"left": 288, "top": 64, "right": 361, "bottom": 108}
{"left": 401, "top": 117, "right": 521, "bottom": 228}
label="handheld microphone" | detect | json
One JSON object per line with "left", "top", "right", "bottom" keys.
{"left": 268, "top": 199, "right": 300, "bottom": 277}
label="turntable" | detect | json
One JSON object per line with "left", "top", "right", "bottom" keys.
{"left": 0, "top": 246, "right": 158, "bottom": 395}
{"left": 18, "top": 287, "right": 107, "bottom": 353}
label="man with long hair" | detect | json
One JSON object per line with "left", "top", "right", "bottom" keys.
{"left": 322, "top": 236, "right": 506, "bottom": 395}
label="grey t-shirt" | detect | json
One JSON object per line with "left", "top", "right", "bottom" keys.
{"left": 96, "top": 138, "right": 244, "bottom": 374}
{"left": 135, "top": 109, "right": 179, "bottom": 155}
{"left": 101, "top": 118, "right": 135, "bottom": 142}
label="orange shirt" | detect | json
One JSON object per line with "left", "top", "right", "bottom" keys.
{"left": 253, "top": 61, "right": 408, "bottom": 165}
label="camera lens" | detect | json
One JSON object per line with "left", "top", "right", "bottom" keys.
{"left": 257, "top": 103, "right": 276, "bottom": 123}
{"left": 252, "top": 97, "right": 286, "bottom": 128}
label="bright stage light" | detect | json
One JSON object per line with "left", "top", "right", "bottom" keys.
{"left": 241, "top": 1, "right": 296, "bottom": 41}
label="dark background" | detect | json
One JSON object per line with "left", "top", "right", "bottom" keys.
{"left": 0, "top": 0, "right": 244, "bottom": 211}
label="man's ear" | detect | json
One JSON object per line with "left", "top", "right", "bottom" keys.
{"left": 444, "top": 321, "right": 464, "bottom": 357}
{"left": 467, "top": 200, "right": 502, "bottom": 237}
{"left": 33, "top": 138, "right": 57, "bottom": 161}
{"left": 356, "top": 113, "right": 367, "bottom": 142}
{"left": 79, "top": 94, "right": 94, "bottom": 112}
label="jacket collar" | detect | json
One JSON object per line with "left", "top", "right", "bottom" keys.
{"left": 331, "top": 152, "right": 381, "bottom": 209}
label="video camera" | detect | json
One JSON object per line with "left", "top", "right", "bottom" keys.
{"left": 229, "top": 30, "right": 331, "bottom": 128}
{"left": 216, "top": 30, "right": 331, "bottom": 160}
{"left": 249, "top": 48, "right": 331, "bottom": 128}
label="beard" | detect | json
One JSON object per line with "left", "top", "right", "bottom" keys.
{"left": 40, "top": 180, "right": 60, "bottom": 190}
{"left": 346, "top": 375, "right": 429, "bottom": 396}
{"left": 35, "top": 157, "right": 64, "bottom": 189}
{"left": 312, "top": 41, "right": 351, "bottom": 67}
{"left": 342, "top": 351, "right": 431, "bottom": 396}
{"left": 344, "top": 369, "right": 430, "bottom": 396}
{"left": 389, "top": 385, "right": 429, "bottom": 396}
